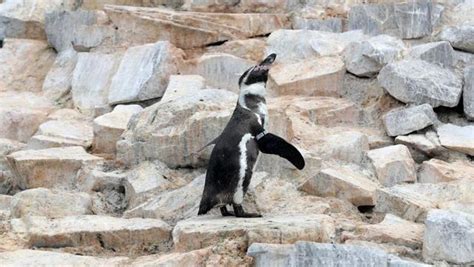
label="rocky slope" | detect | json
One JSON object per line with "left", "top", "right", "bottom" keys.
{"left": 0, "top": 0, "right": 473, "bottom": 266}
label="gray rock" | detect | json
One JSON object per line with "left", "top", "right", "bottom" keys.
{"left": 395, "top": 131, "right": 445, "bottom": 162}
{"left": 383, "top": 104, "right": 438, "bottom": 137}
{"left": 367, "top": 145, "right": 416, "bottom": 187}
{"left": 438, "top": 23, "right": 474, "bottom": 53}
{"left": 0, "top": 250, "right": 127, "bottom": 266}
{"left": 343, "top": 35, "right": 405, "bottom": 77}
{"left": 42, "top": 49, "right": 78, "bottom": 105}
{"left": 437, "top": 123, "right": 474, "bottom": 156}
{"left": 291, "top": 17, "right": 342, "bottom": 32}
{"left": 431, "top": 4, "right": 444, "bottom": 29}
{"left": 348, "top": 1, "right": 432, "bottom": 39}
{"left": 423, "top": 209, "right": 474, "bottom": 264}
{"left": 28, "top": 119, "right": 94, "bottom": 149}
{"left": 160, "top": 75, "right": 206, "bottom": 103}
{"left": 464, "top": 65, "right": 474, "bottom": 120}
{"left": 378, "top": 59, "right": 463, "bottom": 108}
{"left": 408, "top": 41, "right": 454, "bottom": 68}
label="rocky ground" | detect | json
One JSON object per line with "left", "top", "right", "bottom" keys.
{"left": 0, "top": 0, "right": 473, "bottom": 266}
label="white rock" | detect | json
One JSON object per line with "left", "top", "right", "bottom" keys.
{"left": 42, "top": 49, "right": 78, "bottom": 105}
{"left": 108, "top": 42, "right": 182, "bottom": 104}
{"left": 367, "top": 145, "right": 416, "bottom": 187}
{"left": 130, "top": 248, "right": 211, "bottom": 267}
{"left": 408, "top": 41, "right": 454, "bottom": 68}
{"left": 0, "top": 139, "right": 25, "bottom": 194}
{"left": 292, "top": 17, "right": 342, "bottom": 32}
{"left": 0, "top": 250, "right": 128, "bottom": 266}
{"left": 378, "top": 59, "right": 462, "bottom": 108}
{"left": 437, "top": 123, "right": 474, "bottom": 156}
{"left": 0, "top": 194, "right": 12, "bottom": 220}
{"left": 438, "top": 23, "right": 474, "bottom": 53}
{"left": 160, "top": 75, "right": 206, "bottom": 103}
{"left": 268, "top": 56, "right": 345, "bottom": 97}
{"left": 464, "top": 65, "right": 474, "bottom": 120}
{"left": 10, "top": 188, "right": 92, "bottom": 218}
{"left": 93, "top": 104, "right": 143, "bottom": 154}
{"left": 28, "top": 119, "right": 94, "bottom": 149}
{"left": 418, "top": 159, "right": 474, "bottom": 183}
{"left": 395, "top": 132, "right": 445, "bottom": 162}
{"left": 11, "top": 215, "right": 172, "bottom": 253}
{"left": 324, "top": 131, "right": 369, "bottom": 164}
{"left": 300, "top": 167, "right": 379, "bottom": 206}
{"left": 343, "top": 35, "right": 405, "bottom": 77}
{"left": 7, "top": 146, "right": 103, "bottom": 190}
{"left": 423, "top": 209, "right": 474, "bottom": 264}
{"left": 383, "top": 104, "right": 437, "bottom": 137}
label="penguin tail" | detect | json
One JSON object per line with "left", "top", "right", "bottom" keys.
{"left": 198, "top": 197, "right": 214, "bottom": 215}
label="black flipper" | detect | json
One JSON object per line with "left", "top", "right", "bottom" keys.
{"left": 256, "top": 133, "right": 305, "bottom": 170}
{"left": 189, "top": 135, "right": 220, "bottom": 157}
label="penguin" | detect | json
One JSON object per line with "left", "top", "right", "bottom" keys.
{"left": 197, "top": 53, "right": 305, "bottom": 218}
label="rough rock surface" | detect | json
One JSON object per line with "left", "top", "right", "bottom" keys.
{"left": 418, "top": 159, "right": 474, "bottom": 183}
{"left": 42, "top": 49, "right": 78, "bottom": 105}
{"left": 382, "top": 104, "right": 437, "bottom": 137}
{"left": 408, "top": 41, "right": 454, "bottom": 68}
{"left": 378, "top": 59, "right": 463, "bottom": 108}
{"left": 464, "top": 65, "right": 474, "bottom": 120}
{"left": 367, "top": 145, "right": 416, "bottom": 187}
{"left": 0, "top": 250, "right": 128, "bottom": 266}
{"left": 28, "top": 119, "right": 94, "bottom": 149}
{"left": 437, "top": 123, "right": 474, "bottom": 156}
{"left": 438, "top": 23, "right": 474, "bottom": 53}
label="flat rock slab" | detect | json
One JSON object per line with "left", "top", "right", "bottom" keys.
{"left": 418, "top": 159, "right": 474, "bottom": 183}
{"left": 423, "top": 209, "right": 474, "bottom": 264}
{"left": 383, "top": 104, "right": 437, "bottom": 137}
{"left": 367, "top": 145, "right": 416, "bottom": 187}
{"left": 7, "top": 146, "right": 103, "bottom": 190}
{"left": 408, "top": 41, "right": 454, "bottom": 68}
{"left": 378, "top": 59, "right": 462, "bottom": 108}
{"left": 11, "top": 215, "right": 172, "bottom": 253}
{"left": 28, "top": 119, "right": 94, "bottom": 149}
{"left": 172, "top": 215, "right": 335, "bottom": 252}
{"left": 437, "top": 124, "right": 474, "bottom": 156}
{"left": 0, "top": 249, "right": 128, "bottom": 266}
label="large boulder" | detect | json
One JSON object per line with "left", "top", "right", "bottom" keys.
{"left": 408, "top": 41, "right": 454, "bottom": 68}
{"left": 0, "top": 250, "right": 127, "bottom": 266}
{"left": 378, "top": 59, "right": 463, "bottom": 108}
{"left": 267, "top": 56, "right": 345, "bottom": 97}
{"left": 367, "top": 145, "right": 416, "bottom": 187}
{"left": 343, "top": 35, "right": 405, "bottom": 78}
{"left": 438, "top": 23, "right": 474, "bottom": 53}
{"left": 382, "top": 104, "right": 438, "bottom": 137}
{"left": 423, "top": 209, "right": 474, "bottom": 264}
{"left": 437, "top": 124, "right": 474, "bottom": 156}
{"left": 108, "top": 42, "right": 183, "bottom": 105}
{"left": 464, "top": 65, "right": 474, "bottom": 120}
{"left": 117, "top": 89, "right": 236, "bottom": 168}
{"left": 42, "top": 49, "right": 78, "bottom": 105}
{"left": 418, "top": 159, "right": 474, "bottom": 183}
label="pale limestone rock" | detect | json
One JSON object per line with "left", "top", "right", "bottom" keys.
{"left": 7, "top": 146, "right": 103, "bottom": 190}
{"left": 104, "top": 5, "right": 290, "bottom": 49}
{"left": 464, "top": 65, "right": 474, "bottom": 120}
{"left": 378, "top": 59, "right": 462, "bottom": 108}
{"left": 42, "top": 49, "right": 78, "bottom": 105}
{"left": 191, "top": 53, "right": 254, "bottom": 93}
{"left": 108, "top": 42, "right": 183, "bottom": 104}
{"left": 117, "top": 89, "right": 236, "bottom": 168}
{"left": 10, "top": 188, "right": 92, "bottom": 218}
{"left": 0, "top": 39, "right": 55, "bottom": 92}
{"left": 93, "top": 104, "right": 143, "bottom": 154}
{"left": 0, "top": 250, "right": 128, "bottom": 266}
{"left": 131, "top": 248, "right": 211, "bottom": 267}
{"left": 395, "top": 132, "right": 445, "bottom": 162}
{"left": 343, "top": 35, "right": 405, "bottom": 78}
{"left": 408, "top": 41, "right": 454, "bottom": 68}
{"left": 0, "top": 139, "right": 25, "bottom": 194}
{"left": 438, "top": 23, "right": 474, "bottom": 53}
{"left": 267, "top": 29, "right": 366, "bottom": 63}
{"left": 437, "top": 123, "right": 474, "bottom": 156}
{"left": 0, "top": 92, "right": 54, "bottom": 142}
{"left": 206, "top": 39, "right": 267, "bottom": 62}
{"left": 324, "top": 131, "right": 369, "bottom": 164}
{"left": 292, "top": 17, "right": 342, "bottom": 32}
{"left": 160, "top": 75, "right": 206, "bottom": 103}
{"left": 368, "top": 145, "right": 416, "bottom": 187}
{"left": 11, "top": 215, "right": 172, "bottom": 253}
{"left": 423, "top": 209, "right": 474, "bottom": 264}
{"left": 0, "top": 194, "right": 12, "bottom": 220}
{"left": 47, "top": 108, "right": 87, "bottom": 121}
{"left": 173, "top": 215, "right": 335, "bottom": 252}
{"left": 383, "top": 104, "right": 437, "bottom": 137}
{"left": 71, "top": 52, "right": 122, "bottom": 113}
{"left": 418, "top": 159, "right": 474, "bottom": 183}
{"left": 28, "top": 119, "right": 94, "bottom": 149}
{"left": 267, "top": 56, "right": 345, "bottom": 97}
{"left": 300, "top": 167, "right": 379, "bottom": 206}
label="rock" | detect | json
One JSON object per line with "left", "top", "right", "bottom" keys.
{"left": 423, "top": 209, "right": 474, "bottom": 264}
{"left": 205, "top": 39, "right": 267, "bottom": 62}
{"left": 160, "top": 75, "right": 206, "bottom": 103}
{"left": 0, "top": 194, "right": 12, "bottom": 220}
{"left": 248, "top": 241, "right": 429, "bottom": 267}
{"left": 382, "top": 104, "right": 438, "bottom": 137}
{"left": 348, "top": 1, "right": 432, "bottom": 39}
{"left": 42, "top": 49, "right": 78, "bottom": 105}
{"left": 27, "top": 119, "right": 94, "bottom": 149}
{"left": 408, "top": 41, "right": 454, "bottom": 68}
{"left": 108, "top": 42, "right": 183, "bottom": 105}
{"left": 93, "top": 105, "right": 143, "bottom": 154}
{"left": 438, "top": 23, "right": 474, "bottom": 53}
{"left": 7, "top": 146, "right": 103, "bottom": 190}
{"left": 378, "top": 59, "right": 463, "bottom": 108}
{"left": 0, "top": 39, "right": 55, "bottom": 92}
{"left": 71, "top": 52, "right": 122, "bottom": 113}
{"left": 104, "top": 5, "right": 290, "bottom": 49}
{"left": 0, "top": 250, "right": 128, "bottom": 266}
{"left": 267, "top": 56, "right": 345, "bottom": 97}
{"left": 190, "top": 53, "right": 254, "bottom": 93}
{"left": 291, "top": 17, "right": 342, "bottom": 32}
{"left": 10, "top": 188, "right": 92, "bottom": 218}
{"left": 418, "top": 159, "right": 474, "bottom": 183}
{"left": 394, "top": 132, "right": 445, "bottom": 162}
{"left": 130, "top": 248, "right": 211, "bottom": 266}
{"left": 323, "top": 132, "right": 369, "bottom": 164}
{"left": 0, "top": 92, "right": 54, "bottom": 142}
{"left": 343, "top": 35, "right": 405, "bottom": 78}
{"left": 11, "top": 215, "right": 172, "bottom": 253}
{"left": 117, "top": 89, "right": 236, "bottom": 168}
{"left": 173, "top": 215, "right": 335, "bottom": 251}
{"left": 299, "top": 167, "right": 379, "bottom": 206}
{"left": 464, "top": 65, "right": 474, "bottom": 120}
{"left": 266, "top": 30, "right": 366, "bottom": 63}
{"left": 368, "top": 145, "right": 416, "bottom": 187}
{"left": 437, "top": 123, "right": 474, "bottom": 156}
{"left": 0, "top": 139, "right": 25, "bottom": 194}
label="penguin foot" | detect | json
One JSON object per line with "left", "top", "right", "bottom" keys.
{"left": 233, "top": 204, "right": 262, "bottom": 218}
{"left": 220, "top": 206, "right": 235, "bottom": 216}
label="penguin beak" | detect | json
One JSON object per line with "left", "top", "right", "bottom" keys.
{"left": 253, "top": 53, "right": 276, "bottom": 73}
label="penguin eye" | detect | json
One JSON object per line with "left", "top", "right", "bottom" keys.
{"left": 238, "top": 68, "right": 252, "bottom": 86}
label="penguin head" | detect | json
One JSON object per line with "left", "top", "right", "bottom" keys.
{"left": 238, "top": 53, "right": 276, "bottom": 87}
